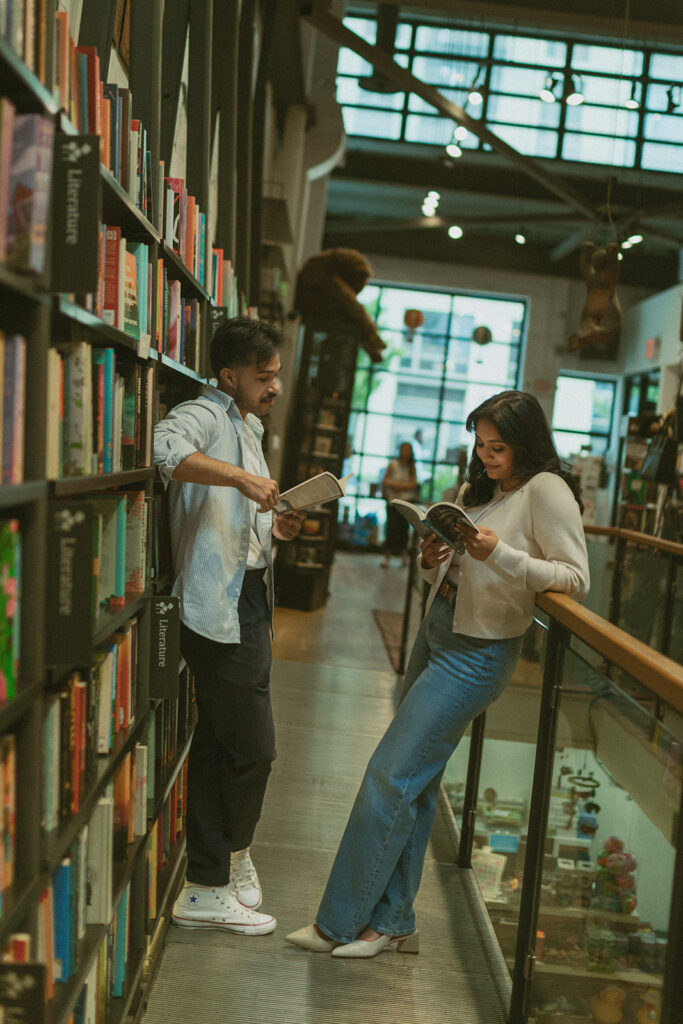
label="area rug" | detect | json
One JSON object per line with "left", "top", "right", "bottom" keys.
{"left": 372, "top": 609, "right": 404, "bottom": 673}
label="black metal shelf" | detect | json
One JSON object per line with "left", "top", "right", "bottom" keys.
{"left": 0, "top": 263, "right": 51, "bottom": 302}
{"left": 159, "top": 242, "right": 211, "bottom": 302}
{"left": 53, "top": 297, "right": 153, "bottom": 359}
{"left": 100, "top": 168, "right": 162, "bottom": 245}
{"left": 0, "top": 481, "right": 47, "bottom": 510}
{"left": 151, "top": 348, "right": 207, "bottom": 385}
{"left": 0, "top": 37, "right": 58, "bottom": 114}
{"left": 0, "top": 681, "right": 42, "bottom": 734}
{"left": 51, "top": 467, "right": 154, "bottom": 498}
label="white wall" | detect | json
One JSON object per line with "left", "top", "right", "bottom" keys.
{"left": 620, "top": 282, "right": 683, "bottom": 412}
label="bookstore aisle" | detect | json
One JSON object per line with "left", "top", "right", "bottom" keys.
{"left": 140, "top": 553, "right": 510, "bottom": 1024}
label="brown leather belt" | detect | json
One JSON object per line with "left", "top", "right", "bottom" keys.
{"left": 438, "top": 579, "right": 457, "bottom": 606}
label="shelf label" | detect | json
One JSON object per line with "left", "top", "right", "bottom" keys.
{"left": 150, "top": 595, "right": 180, "bottom": 698}
{"left": 50, "top": 134, "right": 101, "bottom": 293}
{"left": 46, "top": 501, "right": 94, "bottom": 664}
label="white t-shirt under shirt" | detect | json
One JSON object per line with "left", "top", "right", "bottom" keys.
{"left": 241, "top": 424, "right": 268, "bottom": 569}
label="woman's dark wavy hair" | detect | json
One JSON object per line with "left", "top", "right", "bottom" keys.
{"left": 462, "top": 390, "right": 583, "bottom": 512}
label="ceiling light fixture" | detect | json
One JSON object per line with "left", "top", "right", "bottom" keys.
{"left": 448, "top": 225, "right": 464, "bottom": 240}
{"left": 445, "top": 143, "right": 463, "bottom": 158}
{"left": 539, "top": 72, "right": 561, "bottom": 103}
{"left": 626, "top": 233, "right": 643, "bottom": 245}
{"left": 624, "top": 81, "right": 640, "bottom": 110}
{"left": 453, "top": 125, "right": 469, "bottom": 141}
{"left": 621, "top": 239, "right": 633, "bottom": 250}
{"left": 421, "top": 190, "right": 440, "bottom": 217}
{"left": 515, "top": 233, "right": 527, "bottom": 245}
{"left": 565, "top": 74, "right": 584, "bottom": 106}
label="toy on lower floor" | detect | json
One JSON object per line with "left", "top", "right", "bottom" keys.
{"left": 635, "top": 987, "right": 661, "bottom": 1024}
{"left": 590, "top": 984, "right": 625, "bottom": 1024}
{"left": 592, "top": 836, "right": 637, "bottom": 914}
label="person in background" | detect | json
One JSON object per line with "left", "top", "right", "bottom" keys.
{"left": 286, "top": 390, "right": 589, "bottom": 958}
{"left": 153, "top": 317, "right": 305, "bottom": 936}
{"left": 380, "top": 442, "right": 418, "bottom": 567}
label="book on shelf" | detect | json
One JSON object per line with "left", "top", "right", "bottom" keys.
{"left": 0, "top": 734, "right": 16, "bottom": 909}
{"left": 6, "top": 112, "right": 55, "bottom": 274}
{"left": 275, "top": 471, "right": 352, "bottom": 514}
{"left": 123, "top": 249, "right": 139, "bottom": 339}
{"left": 102, "top": 224, "right": 126, "bottom": 330}
{"left": 2, "top": 930, "right": 31, "bottom": 962}
{"left": 52, "top": 855, "right": 73, "bottom": 981}
{"left": 86, "top": 790, "right": 113, "bottom": 925}
{"left": 113, "top": 752, "right": 132, "bottom": 860}
{"left": 134, "top": 743, "right": 148, "bottom": 835}
{"left": 0, "top": 518, "right": 21, "bottom": 704}
{"left": 111, "top": 883, "right": 131, "bottom": 998}
{"left": 1, "top": 332, "right": 27, "bottom": 485}
{"left": 0, "top": 98, "right": 16, "bottom": 263}
{"left": 390, "top": 499, "right": 479, "bottom": 550}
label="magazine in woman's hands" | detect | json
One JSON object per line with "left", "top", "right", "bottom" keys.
{"left": 391, "top": 499, "right": 478, "bottom": 552}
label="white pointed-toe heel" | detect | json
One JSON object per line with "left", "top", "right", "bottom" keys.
{"left": 285, "top": 924, "right": 337, "bottom": 952}
{"left": 331, "top": 931, "right": 419, "bottom": 959}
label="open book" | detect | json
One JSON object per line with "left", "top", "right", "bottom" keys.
{"left": 275, "top": 471, "right": 352, "bottom": 514}
{"left": 391, "top": 499, "right": 478, "bottom": 551}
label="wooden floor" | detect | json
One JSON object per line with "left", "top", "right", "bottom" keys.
{"left": 140, "top": 552, "right": 511, "bottom": 1024}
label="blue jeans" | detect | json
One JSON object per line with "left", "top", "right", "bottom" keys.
{"left": 316, "top": 595, "right": 522, "bottom": 943}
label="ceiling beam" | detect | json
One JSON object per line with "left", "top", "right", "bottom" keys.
{"left": 325, "top": 211, "right": 589, "bottom": 235}
{"left": 302, "top": 2, "right": 598, "bottom": 221}
{"left": 550, "top": 226, "right": 594, "bottom": 262}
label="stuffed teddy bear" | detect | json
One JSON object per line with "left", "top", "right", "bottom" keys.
{"left": 592, "top": 836, "right": 637, "bottom": 914}
{"left": 294, "top": 248, "right": 386, "bottom": 363}
{"left": 568, "top": 241, "right": 622, "bottom": 359}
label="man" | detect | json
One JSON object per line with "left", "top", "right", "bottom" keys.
{"left": 154, "top": 317, "right": 304, "bottom": 935}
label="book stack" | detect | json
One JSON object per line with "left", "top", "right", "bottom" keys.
{"left": 163, "top": 175, "right": 206, "bottom": 285}
{"left": 1, "top": 0, "right": 54, "bottom": 88}
{"left": 0, "top": 518, "right": 21, "bottom": 705}
{"left": 1, "top": 109, "right": 54, "bottom": 273}
{"left": 155, "top": 263, "right": 202, "bottom": 371}
{"left": 47, "top": 341, "right": 154, "bottom": 478}
{"left": 209, "top": 248, "right": 243, "bottom": 316}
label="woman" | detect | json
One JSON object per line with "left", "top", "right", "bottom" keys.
{"left": 380, "top": 442, "right": 418, "bottom": 567}
{"left": 286, "top": 390, "right": 589, "bottom": 958}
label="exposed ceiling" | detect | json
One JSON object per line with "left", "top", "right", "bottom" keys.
{"left": 308, "top": 0, "right": 683, "bottom": 287}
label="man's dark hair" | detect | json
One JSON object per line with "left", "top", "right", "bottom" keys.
{"left": 210, "top": 317, "right": 281, "bottom": 379}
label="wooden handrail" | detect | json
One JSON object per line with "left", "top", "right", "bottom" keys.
{"left": 584, "top": 524, "right": 683, "bottom": 558}
{"left": 537, "top": 592, "right": 683, "bottom": 714}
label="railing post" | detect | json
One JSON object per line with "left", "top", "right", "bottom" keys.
{"left": 509, "top": 618, "right": 569, "bottom": 1024}
{"left": 608, "top": 534, "right": 626, "bottom": 626}
{"left": 659, "top": 554, "right": 678, "bottom": 659}
{"left": 457, "top": 711, "right": 486, "bottom": 869}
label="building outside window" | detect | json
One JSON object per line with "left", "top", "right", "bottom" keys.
{"left": 339, "top": 283, "right": 527, "bottom": 544}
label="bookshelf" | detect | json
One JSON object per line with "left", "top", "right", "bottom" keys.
{"left": 275, "top": 320, "right": 359, "bottom": 611}
{"left": 0, "top": 2, "right": 260, "bottom": 1022}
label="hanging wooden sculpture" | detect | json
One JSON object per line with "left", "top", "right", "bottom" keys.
{"left": 568, "top": 240, "right": 622, "bottom": 359}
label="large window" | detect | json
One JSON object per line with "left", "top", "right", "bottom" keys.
{"left": 337, "top": 14, "right": 683, "bottom": 174}
{"left": 339, "top": 283, "right": 527, "bottom": 541}
{"left": 551, "top": 374, "right": 617, "bottom": 459}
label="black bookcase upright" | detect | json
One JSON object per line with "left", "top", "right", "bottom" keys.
{"left": 275, "top": 319, "right": 359, "bottom": 611}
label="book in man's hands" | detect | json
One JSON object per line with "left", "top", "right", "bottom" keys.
{"left": 275, "top": 472, "right": 352, "bottom": 514}
{"left": 391, "top": 499, "right": 478, "bottom": 552}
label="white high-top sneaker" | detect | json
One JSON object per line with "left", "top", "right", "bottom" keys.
{"left": 228, "top": 847, "right": 262, "bottom": 909}
{"left": 172, "top": 882, "right": 275, "bottom": 934}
